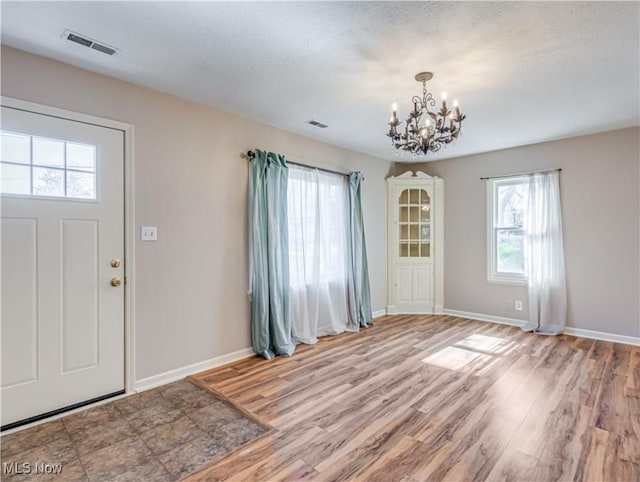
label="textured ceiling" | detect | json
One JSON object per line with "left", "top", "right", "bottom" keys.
{"left": 1, "top": 1, "right": 639, "bottom": 162}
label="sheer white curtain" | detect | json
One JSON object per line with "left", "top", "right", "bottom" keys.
{"left": 523, "top": 171, "right": 567, "bottom": 335}
{"left": 287, "top": 165, "right": 357, "bottom": 344}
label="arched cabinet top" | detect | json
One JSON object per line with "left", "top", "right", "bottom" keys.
{"left": 387, "top": 170, "right": 441, "bottom": 182}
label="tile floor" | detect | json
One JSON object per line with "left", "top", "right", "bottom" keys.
{"left": 1, "top": 379, "right": 268, "bottom": 481}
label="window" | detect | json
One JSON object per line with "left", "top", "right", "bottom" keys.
{"left": 287, "top": 166, "right": 349, "bottom": 289}
{"left": 286, "top": 165, "right": 351, "bottom": 343}
{"left": 487, "top": 177, "right": 527, "bottom": 283}
{"left": 0, "top": 131, "right": 97, "bottom": 199}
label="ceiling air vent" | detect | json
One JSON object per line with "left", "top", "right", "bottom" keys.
{"left": 307, "top": 120, "right": 329, "bottom": 129}
{"left": 63, "top": 30, "right": 117, "bottom": 56}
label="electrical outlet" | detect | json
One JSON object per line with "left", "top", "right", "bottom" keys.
{"left": 141, "top": 226, "right": 157, "bottom": 241}
{"left": 514, "top": 300, "right": 523, "bottom": 311}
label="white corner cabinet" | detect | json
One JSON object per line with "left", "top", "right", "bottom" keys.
{"left": 386, "top": 171, "right": 444, "bottom": 314}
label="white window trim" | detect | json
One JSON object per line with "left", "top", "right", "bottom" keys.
{"left": 487, "top": 176, "right": 527, "bottom": 285}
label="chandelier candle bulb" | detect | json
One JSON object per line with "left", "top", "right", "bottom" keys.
{"left": 386, "top": 71, "right": 466, "bottom": 155}
{"left": 453, "top": 99, "right": 461, "bottom": 117}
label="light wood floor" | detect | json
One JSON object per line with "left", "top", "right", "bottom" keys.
{"left": 187, "top": 315, "right": 639, "bottom": 481}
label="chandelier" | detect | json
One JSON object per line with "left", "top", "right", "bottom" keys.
{"left": 387, "top": 72, "right": 466, "bottom": 156}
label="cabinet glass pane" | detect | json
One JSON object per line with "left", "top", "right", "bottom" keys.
{"left": 409, "top": 206, "right": 419, "bottom": 222}
{"left": 409, "top": 189, "right": 419, "bottom": 204}
{"left": 399, "top": 224, "right": 408, "bottom": 240}
{"left": 399, "top": 243, "right": 408, "bottom": 257}
{"left": 420, "top": 190, "right": 431, "bottom": 219}
{"left": 409, "top": 224, "right": 419, "bottom": 240}
{"left": 399, "top": 189, "right": 408, "bottom": 204}
{"left": 409, "top": 244, "right": 419, "bottom": 257}
{"left": 399, "top": 206, "right": 408, "bottom": 222}
{"left": 420, "top": 243, "right": 430, "bottom": 257}
{"left": 420, "top": 224, "right": 430, "bottom": 241}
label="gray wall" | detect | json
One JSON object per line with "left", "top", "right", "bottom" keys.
{"left": 396, "top": 127, "right": 640, "bottom": 338}
{"left": 3, "top": 45, "right": 637, "bottom": 385}
{"left": 1, "top": 46, "right": 392, "bottom": 380}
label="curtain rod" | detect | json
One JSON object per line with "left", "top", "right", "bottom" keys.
{"left": 480, "top": 168, "right": 561, "bottom": 181}
{"left": 246, "top": 150, "right": 354, "bottom": 179}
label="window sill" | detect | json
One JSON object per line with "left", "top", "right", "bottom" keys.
{"left": 487, "top": 277, "right": 527, "bottom": 287}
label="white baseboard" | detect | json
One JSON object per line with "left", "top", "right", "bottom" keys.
{"left": 135, "top": 347, "right": 255, "bottom": 392}
{"left": 443, "top": 309, "right": 526, "bottom": 328}
{"left": 372, "top": 309, "right": 387, "bottom": 318}
{"left": 443, "top": 309, "right": 639, "bottom": 346}
{"left": 563, "top": 327, "right": 639, "bottom": 347}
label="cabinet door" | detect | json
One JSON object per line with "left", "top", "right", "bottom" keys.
{"left": 394, "top": 266, "right": 433, "bottom": 310}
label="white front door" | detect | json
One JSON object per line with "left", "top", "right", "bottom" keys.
{"left": 1, "top": 105, "right": 125, "bottom": 428}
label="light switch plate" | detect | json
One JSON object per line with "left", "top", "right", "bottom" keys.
{"left": 141, "top": 226, "right": 157, "bottom": 241}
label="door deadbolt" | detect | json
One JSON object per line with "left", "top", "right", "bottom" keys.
{"left": 110, "top": 259, "right": 121, "bottom": 268}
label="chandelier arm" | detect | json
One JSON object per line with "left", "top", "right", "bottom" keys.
{"left": 424, "top": 91, "right": 435, "bottom": 110}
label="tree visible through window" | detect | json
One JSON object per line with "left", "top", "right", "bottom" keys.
{"left": 488, "top": 177, "right": 527, "bottom": 283}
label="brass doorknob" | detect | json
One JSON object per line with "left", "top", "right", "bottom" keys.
{"left": 111, "top": 277, "right": 122, "bottom": 287}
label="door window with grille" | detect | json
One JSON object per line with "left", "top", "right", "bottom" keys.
{"left": 398, "top": 188, "right": 431, "bottom": 258}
